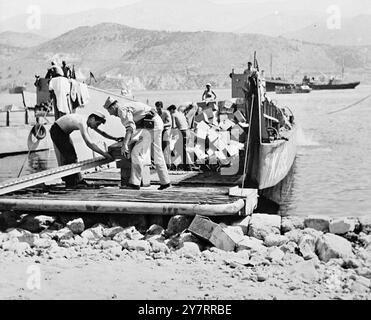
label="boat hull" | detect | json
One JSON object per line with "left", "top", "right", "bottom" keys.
{"left": 309, "top": 81, "right": 360, "bottom": 90}
{"left": 0, "top": 125, "right": 52, "bottom": 157}
{"left": 266, "top": 79, "right": 295, "bottom": 92}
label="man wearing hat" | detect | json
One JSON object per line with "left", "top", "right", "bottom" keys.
{"left": 202, "top": 83, "right": 217, "bottom": 101}
{"left": 103, "top": 97, "right": 171, "bottom": 191}
{"left": 50, "top": 112, "right": 116, "bottom": 188}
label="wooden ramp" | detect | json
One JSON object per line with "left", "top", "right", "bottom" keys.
{"left": 0, "top": 157, "right": 112, "bottom": 196}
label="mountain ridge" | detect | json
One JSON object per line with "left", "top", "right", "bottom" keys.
{"left": 0, "top": 23, "right": 370, "bottom": 91}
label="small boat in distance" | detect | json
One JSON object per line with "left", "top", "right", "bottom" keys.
{"left": 302, "top": 73, "right": 360, "bottom": 90}
{"left": 275, "top": 84, "right": 312, "bottom": 94}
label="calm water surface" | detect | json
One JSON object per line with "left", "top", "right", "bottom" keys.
{"left": 1, "top": 85, "right": 371, "bottom": 217}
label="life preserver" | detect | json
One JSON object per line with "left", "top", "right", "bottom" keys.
{"left": 31, "top": 124, "right": 47, "bottom": 140}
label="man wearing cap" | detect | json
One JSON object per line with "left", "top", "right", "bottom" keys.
{"left": 202, "top": 83, "right": 217, "bottom": 101}
{"left": 103, "top": 97, "right": 171, "bottom": 191}
{"left": 50, "top": 112, "right": 116, "bottom": 188}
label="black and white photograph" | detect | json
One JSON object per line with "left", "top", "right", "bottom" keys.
{"left": 0, "top": 0, "right": 370, "bottom": 304}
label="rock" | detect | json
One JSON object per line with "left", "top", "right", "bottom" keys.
{"left": 316, "top": 233, "right": 353, "bottom": 262}
{"left": 103, "top": 226, "right": 125, "bottom": 239}
{"left": 33, "top": 238, "right": 57, "bottom": 249}
{"left": 359, "top": 216, "right": 371, "bottom": 235}
{"left": 282, "top": 253, "right": 305, "bottom": 265}
{"left": 280, "top": 241, "right": 298, "bottom": 254}
{"left": 304, "top": 216, "right": 330, "bottom": 232}
{"left": 232, "top": 216, "right": 251, "bottom": 235}
{"left": 236, "top": 236, "right": 266, "bottom": 254}
{"left": 302, "top": 228, "right": 323, "bottom": 242}
{"left": 289, "top": 260, "right": 319, "bottom": 282}
{"left": 298, "top": 235, "right": 317, "bottom": 260}
{"left": 73, "top": 235, "right": 89, "bottom": 247}
{"left": 81, "top": 225, "right": 105, "bottom": 241}
{"left": 281, "top": 216, "right": 305, "bottom": 233}
{"left": 256, "top": 273, "right": 267, "bottom": 282}
{"left": 264, "top": 234, "right": 289, "bottom": 247}
{"left": 99, "top": 240, "right": 121, "bottom": 250}
{"left": 39, "top": 229, "right": 58, "bottom": 239}
{"left": 0, "top": 232, "right": 9, "bottom": 244}
{"left": 19, "top": 214, "right": 56, "bottom": 233}
{"left": 0, "top": 211, "right": 22, "bottom": 230}
{"left": 359, "top": 233, "right": 371, "bottom": 247}
{"left": 149, "top": 239, "right": 170, "bottom": 254}
{"left": 329, "top": 218, "right": 355, "bottom": 235}
{"left": 176, "top": 242, "right": 201, "bottom": 258}
{"left": 7, "top": 228, "right": 27, "bottom": 239}
{"left": 108, "top": 246, "right": 123, "bottom": 257}
{"left": 121, "top": 240, "right": 151, "bottom": 253}
{"left": 55, "top": 227, "right": 74, "bottom": 241}
{"left": 17, "top": 232, "right": 39, "bottom": 248}
{"left": 284, "top": 229, "right": 302, "bottom": 244}
{"left": 341, "top": 258, "right": 363, "bottom": 269}
{"left": 146, "top": 224, "right": 164, "bottom": 236}
{"left": 178, "top": 232, "right": 203, "bottom": 248}
{"left": 48, "top": 246, "right": 71, "bottom": 259}
{"left": 67, "top": 218, "right": 85, "bottom": 235}
{"left": 2, "top": 239, "right": 32, "bottom": 255}
{"left": 112, "top": 227, "right": 144, "bottom": 242}
{"left": 351, "top": 276, "right": 371, "bottom": 293}
{"left": 356, "top": 267, "right": 371, "bottom": 279}
{"left": 247, "top": 214, "right": 281, "bottom": 240}
{"left": 267, "top": 247, "right": 284, "bottom": 262}
{"left": 166, "top": 215, "right": 193, "bottom": 237}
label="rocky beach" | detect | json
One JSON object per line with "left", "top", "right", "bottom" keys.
{"left": 0, "top": 211, "right": 370, "bottom": 300}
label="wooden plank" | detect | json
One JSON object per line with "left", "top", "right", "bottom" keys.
{"left": 0, "top": 157, "right": 113, "bottom": 196}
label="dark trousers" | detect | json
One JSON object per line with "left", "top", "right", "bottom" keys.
{"left": 50, "top": 123, "right": 81, "bottom": 187}
{"left": 180, "top": 129, "right": 190, "bottom": 166}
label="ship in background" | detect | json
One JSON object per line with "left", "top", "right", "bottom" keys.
{"left": 302, "top": 58, "right": 360, "bottom": 90}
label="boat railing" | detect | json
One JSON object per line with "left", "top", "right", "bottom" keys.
{"left": 0, "top": 109, "right": 30, "bottom": 127}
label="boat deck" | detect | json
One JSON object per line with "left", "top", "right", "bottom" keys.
{"left": 0, "top": 169, "right": 256, "bottom": 216}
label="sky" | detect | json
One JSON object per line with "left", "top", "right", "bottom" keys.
{"left": 0, "top": 0, "right": 370, "bottom": 21}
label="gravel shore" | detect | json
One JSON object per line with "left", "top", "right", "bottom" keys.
{"left": 0, "top": 212, "right": 370, "bottom": 300}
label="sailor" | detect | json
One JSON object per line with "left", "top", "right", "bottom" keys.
{"left": 168, "top": 104, "right": 194, "bottom": 170}
{"left": 103, "top": 97, "right": 171, "bottom": 191}
{"left": 49, "top": 112, "right": 114, "bottom": 188}
{"left": 155, "top": 101, "right": 172, "bottom": 167}
{"left": 61, "top": 61, "right": 71, "bottom": 78}
{"left": 202, "top": 83, "right": 217, "bottom": 101}
{"left": 45, "top": 61, "right": 64, "bottom": 79}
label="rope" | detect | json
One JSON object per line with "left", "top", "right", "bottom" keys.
{"left": 327, "top": 93, "right": 371, "bottom": 115}
{"left": 17, "top": 109, "right": 51, "bottom": 178}
{"left": 241, "top": 95, "right": 254, "bottom": 189}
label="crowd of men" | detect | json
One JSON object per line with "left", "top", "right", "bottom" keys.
{"left": 48, "top": 75, "right": 220, "bottom": 190}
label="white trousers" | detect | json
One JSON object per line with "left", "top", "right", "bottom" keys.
{"left": 130, "top": 114, "right": 170, "bottom": 186}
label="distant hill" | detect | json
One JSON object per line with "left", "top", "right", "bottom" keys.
{"left": 0, "top": 31, "right": 47, "bottom": 48}
{"left": 284, "top": 14, "right": 371, "bottom": 46}
{"left": 3, "top": 0, "right": 370, "bottom": 45}
{"left": 0, "top": 23, "right": 370, "bottom": 91}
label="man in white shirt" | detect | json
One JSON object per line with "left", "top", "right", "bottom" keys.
{"left": 49, "top": 76, "right": 71, "bottom": 120}
{"left": 103, "top": 97, "right": 171, "bottom": 191}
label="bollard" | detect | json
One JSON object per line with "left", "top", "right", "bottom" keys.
{"left": 25, "top": 109, "right": 29, "bottom": 125}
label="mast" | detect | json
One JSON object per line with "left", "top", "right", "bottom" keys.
{"left": 341, "top": 57, "right": 345, "bottom": 80}
{"left": 270, "top": 54, "right": 273, "bottom": 79}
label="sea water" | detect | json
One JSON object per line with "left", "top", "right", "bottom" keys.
{"left": 0, "top": 85, "right": 370, "bottom": 217}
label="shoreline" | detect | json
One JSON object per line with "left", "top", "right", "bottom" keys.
{"left": 0, "top": 211, "right": 370, "bottom": 300}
